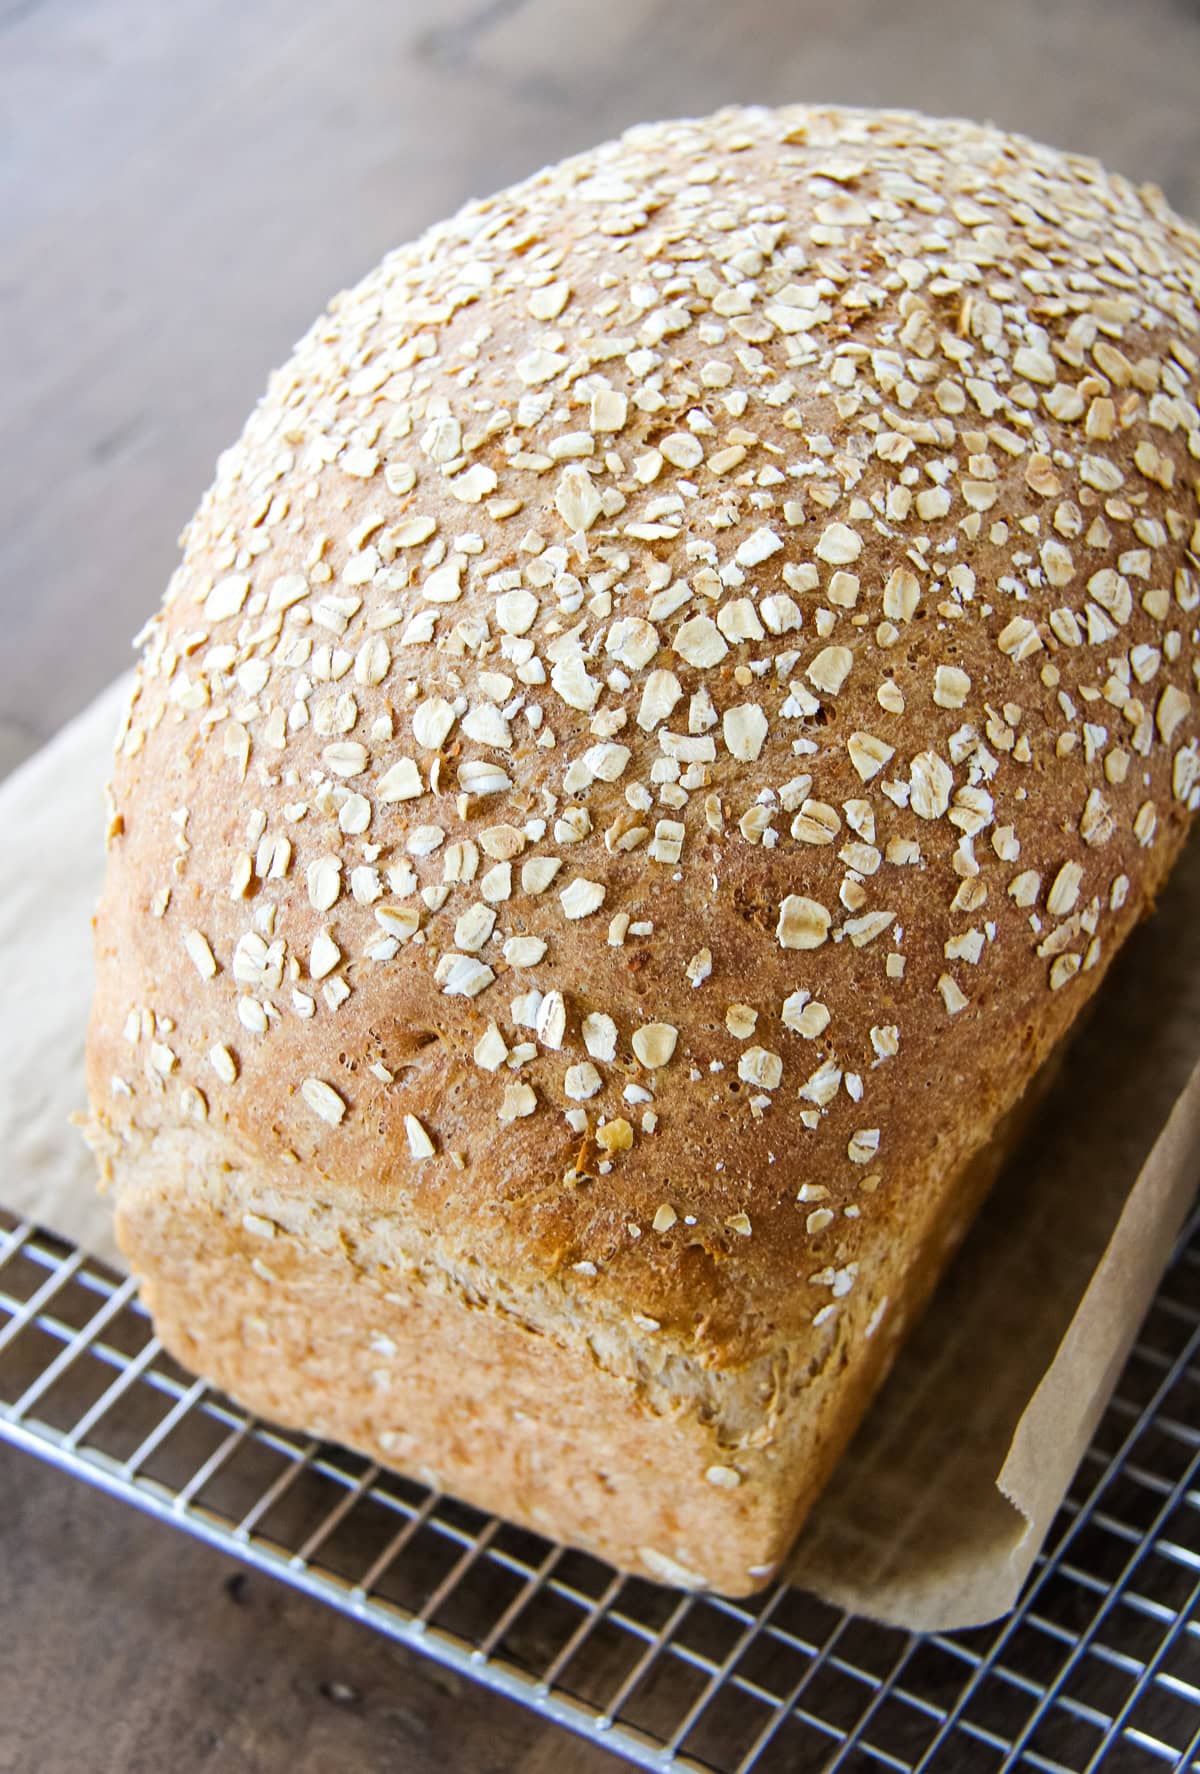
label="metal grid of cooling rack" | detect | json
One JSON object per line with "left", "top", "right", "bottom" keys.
{"left": 2, "top": 1202, "right": 1198, "bottom": 1774}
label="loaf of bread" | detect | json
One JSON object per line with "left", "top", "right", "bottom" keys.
{"left": 86, "top": 105, "right": 1200, "bottom": 1594}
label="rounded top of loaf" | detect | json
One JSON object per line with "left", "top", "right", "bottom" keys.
{"left": 89, "top": 104, "right": 1200, "bottom": 1365}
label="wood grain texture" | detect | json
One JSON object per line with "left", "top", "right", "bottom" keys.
{"left": 0, "top": 1446, "right": 626, "bottom": 1774}
{"left": 4, "top": 0, "right": 1200, "bottom": 1767}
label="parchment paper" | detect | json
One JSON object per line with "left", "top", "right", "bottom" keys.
{"left": 0, "top": 678, "right": 130, "bottom": 1269}
{"left": 1, "top": 680, "right": 1197, "bottom": 1631}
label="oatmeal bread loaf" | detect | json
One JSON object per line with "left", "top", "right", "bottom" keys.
{"left": 86, "top": 104, "right": 1200, "bottom": 1594}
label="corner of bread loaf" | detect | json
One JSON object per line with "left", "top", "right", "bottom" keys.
{"left": 109, "top": 1124, "right": 822, "bottom": 1595}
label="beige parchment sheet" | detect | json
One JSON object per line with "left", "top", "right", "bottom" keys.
{"left": 1, "top": 680, "right": 1197, "bottom": 1631}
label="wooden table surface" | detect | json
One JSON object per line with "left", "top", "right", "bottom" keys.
{"left": 4, "top": 1, "right": 1200, "bottom": 1767}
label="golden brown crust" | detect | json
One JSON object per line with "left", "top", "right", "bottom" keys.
{"left": 108, "top": 1046, "right": 1056, "bottom": 1595}
{"left": 87, "top": 103, "right": 1200, "bottom": 1589}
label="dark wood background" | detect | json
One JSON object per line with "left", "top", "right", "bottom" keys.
{"left": 4, "top": 0, "right": 1200, "bottom": 1767}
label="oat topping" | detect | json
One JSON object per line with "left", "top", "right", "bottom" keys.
{"left": 705, "top": 1464, "right": 742, "bottom": 1489}
{"left": 184, "top": 930, "right": 218, "bottom": 980}
{"left": 938, "top": 976, "right": 970, "bottom": 1017}
{"left": 499, "top": 1082, "right": 537, "bottom": 1121}
{"left": 560, "top": 877, "right": 606, "bottom": 920}
{"left": 739, "top": 1047, "right": 783, "bottom": 1089}
{"left": 565, "top": 1061, "right": 602, "bottom": 1100}
{"left": 777, "top": 895, "right": 832, "bottom": 951}
{"left": 97, "top": 102, "right": 1200, "bottom": 1342}
{"left": 474, "top": 1022, "right": 508, "bottom": 1071}
{"left": 208, "top": 1044, "right": 238, "bottom": 1084}
{"left": 632, "top": 1023, "right": 678, "bottom": 1069}
{"left": 301, "top": 1078, "right": 346, "bottom": 1126}
{"left": 404, "top": 1114, "right": 436, "bottom": 1159}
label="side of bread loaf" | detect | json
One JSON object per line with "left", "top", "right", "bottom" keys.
{"left": 87, "top": 104, "right": 1200, "bottom": 1592}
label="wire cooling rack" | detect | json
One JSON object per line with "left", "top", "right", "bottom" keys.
{"left": 1, "top": 1204, "right": 1198, "bottom": 1773}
